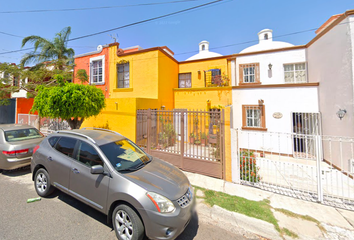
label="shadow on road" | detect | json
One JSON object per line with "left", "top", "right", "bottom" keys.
{"left": 176, "top": 212, "right": 199, "bottom": 240}
{"left": 56, "top": 191, "right": 109, "bottom": 227}
{"left": 1, "top": 166, "right": 31, "bottom": 177}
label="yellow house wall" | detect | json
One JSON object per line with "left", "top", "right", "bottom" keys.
{"left": 174, "top": 88, "right": 232, "bottom": 110}
{"left": 109, "top": 46, "right": 159, "bottom": 99}
{"left": 157, "top": 51, "right": 179, "bottom": 110}
{"left": 179, "top": 58, "right": 229, "bottom": 88}
{"left": 81, "top": 98, "right": 137, "bottom": 141}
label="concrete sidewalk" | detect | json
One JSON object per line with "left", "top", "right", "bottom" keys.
{"left": 184, "top": 171, "right": 354, "bottom": 240}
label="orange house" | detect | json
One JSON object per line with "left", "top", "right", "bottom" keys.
{"left": 73, "top": 43, "right": 116, "bottom": 98}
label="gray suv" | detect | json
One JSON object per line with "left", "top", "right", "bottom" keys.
{"left": 31, "top": 128, "right": 195, "bottom": 240}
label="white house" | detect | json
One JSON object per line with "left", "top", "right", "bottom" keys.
{"left": 230, "top": 9, "right": 354, "bottom": 191}
{"left": 230, "top": 29, "right": 320, "bottom": 158}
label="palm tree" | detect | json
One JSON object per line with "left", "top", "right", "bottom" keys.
{"left": 20, "top": 26, "right": 74, "bottom": 70}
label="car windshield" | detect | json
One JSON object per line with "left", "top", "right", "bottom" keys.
{"left": 99, "top": 139, "right": 151, "bottom": 172}
{"left": 4, "top": 128, "right": 43, "bottom": 142}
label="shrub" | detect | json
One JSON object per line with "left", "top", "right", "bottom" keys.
{"left": 240, "top": 150, "right": 261, "bottom": 183}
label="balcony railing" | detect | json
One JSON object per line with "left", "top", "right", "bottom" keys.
{"left": 204, "top": 70, "right": 229, "bottom": 87}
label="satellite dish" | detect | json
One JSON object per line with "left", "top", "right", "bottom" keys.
{"left": 97, "top": 45, "right": 103, "bottom": 52}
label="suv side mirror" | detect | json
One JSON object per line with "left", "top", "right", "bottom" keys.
{"left": 91, "top": 165, "right": 104, "bottom": 174}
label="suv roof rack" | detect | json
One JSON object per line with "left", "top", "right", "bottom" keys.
{"left": 82, "top": 127, "right": 123, "bottom": 136}
{"left": 55, "top": 130, "right": 96, "bottom": 143}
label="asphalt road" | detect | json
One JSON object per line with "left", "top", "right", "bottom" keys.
{"left": 0, "top": 167, "right": 252, "bottom": 240}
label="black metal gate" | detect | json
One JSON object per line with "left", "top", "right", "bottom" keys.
{"left": 0, "top": 99, "right": 16, "bottom": 124}
{"left": 136, "top": 109, "right": 225, "bottom": 179}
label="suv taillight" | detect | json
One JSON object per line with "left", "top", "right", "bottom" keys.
{"left": 33, "top": 145, "right": 40, "bottom": 154}
{"left": 2, "top": 149, "right": 29, "bottom": 156}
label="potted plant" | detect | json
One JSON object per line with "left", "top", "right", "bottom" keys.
{"left": 194, "top": 139, "right": 201, "bottom": 145}
{"left": 201, "top": 132, "right": 207, "bottom": 146}
{"left": 209, "top": 133, "right": 217, "bottom": 144}
{"left": 189, "top": 133, "right": 195, "bottom": 144}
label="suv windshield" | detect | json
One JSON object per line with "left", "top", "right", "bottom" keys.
{"left": 5, "top": 128, "right": 43, "bottom": 142}
{"left": 99, "top": 139, "right": 150, "bottom": 172}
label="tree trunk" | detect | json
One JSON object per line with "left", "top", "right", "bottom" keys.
{"left": 66, "top": 117, "right": 84, "bottom": 129}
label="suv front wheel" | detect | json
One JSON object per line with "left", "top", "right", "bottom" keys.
{"left": 34, "top": 168, "right": 55, "bottom": 197}
{"left": 112, "top": 204, "right": 144, "bottom": 240}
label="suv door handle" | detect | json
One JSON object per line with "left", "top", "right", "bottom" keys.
{"left": 47, "top": 156, "right": 53, "bottom": 161}
{"left": 72, "top": 168, "right": 79, "bottom": 174}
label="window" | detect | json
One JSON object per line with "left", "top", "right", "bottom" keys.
{"left": 202, "top": 45, "right": 205, "bottom": 51}
{"left": 205, "top": 69, "right": 223, "bottom": 87}
{"left": 179, "top": 73, "right": 191, "bottom": 88}
{"left": 75, "top": 141, "right": 103, "bottom": 167}
{"left": 13, "top": 76, "right": 19, "bottom": 87}
{"left": 90, "top": 55, "right": 105, "bottom": 84}
{"left": 117, "top": 62, "right": 130, "bottom": 88}
{"left": 239, "top": 63, "right": 260, "bottom": 84}
{"left": 3, "top": 72, "right": 9, "bottom": 79}
{"left": 264, "top": 34, "right": 268, "bottom": 40}
{"left": 48, "top": 137, "right": 60, "bottom": 147}
{"left": 242, "top": 105, "right": 266, "bottom": 130}
{"left": 99, "top": 139, "right": 150, "bottom": 172}
{"left": 284, "top": 63, "right": 307, "bottom": 83}
{"left": 55, "top": 137, "right": 77, "bottom": 158}
{"left": 4, "top": 128, "right": 43, "bottom": 142}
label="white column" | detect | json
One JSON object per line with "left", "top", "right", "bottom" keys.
{"left": 231, "top": 59, "right": 236, "bottom": 86}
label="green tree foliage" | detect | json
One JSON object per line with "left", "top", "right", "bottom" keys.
{"left": 75, "top": 69, "right": 88, "bottom": 83}
{"left": 0, "top": 63, "right": 72, "bottom": 104}
{"left": 31, "top": 82, "right": 106, "bottom": 129}
{"left": 20, "top": 26, "right": 74, "bottom": 70}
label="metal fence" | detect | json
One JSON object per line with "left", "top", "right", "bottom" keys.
{"left": 233, "top": 129, "right": 354, "bottom": 210}
{"left": 137, "top": 109, "right": 225, "bottom": 179}
{"left": 17, "top": 114, "right": 70, "bottom": 135}
{"left": 18, "top": 114, "right": 39, "bottom": 128}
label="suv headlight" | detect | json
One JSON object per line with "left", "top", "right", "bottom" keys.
{"left": 147, "top": 192, "right": 176, "bottom": 213}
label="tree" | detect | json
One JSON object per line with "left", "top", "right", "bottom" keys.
{"left": 0, "top": 27, "right": 75, "bottom": 104}
{"left": 20, "top": 26, "right": 74, "bottom": 70}
{"left": 31, "top": 82, "right": 106, "bottom": 129}
{"left": 0, "top": 62, "right": 72, "bottom": 104}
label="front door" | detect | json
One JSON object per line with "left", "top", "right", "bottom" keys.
{"left": 292, "top": 112, "right": 320, "bottom": 159}
{"left": 68, "top": 140, "right": 110, "bottom": 213}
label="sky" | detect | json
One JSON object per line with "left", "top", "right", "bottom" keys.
{"left": 0, "top": 0, "right": 353, "bottom": 64}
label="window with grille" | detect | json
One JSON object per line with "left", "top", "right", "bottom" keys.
{"left": 90, "top": 55, "right": 105, "bottom": 84}
{"left": 284, "top": 63, "right": 307, "bottom": 83}
{"left": 13, "top": 76, "right": 19, "bottom": 87}
{"left": 179, "top": 73, "right": 191, "bottom": 88}
{"left": 117, "top": 62, "right": 130, "bottom": 88}
{"left": 242, "top": 105, "right": 266, "bottom": 130}
{"left": 239, "top": 63, "right": 260, "bottom": 84}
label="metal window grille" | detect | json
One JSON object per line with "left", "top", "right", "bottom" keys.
{"left": 204, "top": 69, "right": 221, "bottom": 87}
{"left": 245, "top": 106, "right": 262, "bottom": 128}
{"left": 117, "top": 62, "right": 130, "bottom": 88}
{"left": 243, "top": 66, "right": 255, "bottom": 83}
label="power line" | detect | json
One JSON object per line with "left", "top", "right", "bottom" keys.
{"left": 0, "top": 0, "right": 200, "bottom": 14}
{"left": 68, "top": 0, "right": 226, "bottom": 41}
{"left": 0, "top": 31, "right": 23, "bottom": 38}
{"left": 0, "top": 0, "right": 226, "bottom": 55}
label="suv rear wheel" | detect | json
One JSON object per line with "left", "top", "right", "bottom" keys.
{"left": 34, "top": 168, "right": 55, "bottom": 197}
{"left": 112, "top": 204, "right": 144, "bottom": 240}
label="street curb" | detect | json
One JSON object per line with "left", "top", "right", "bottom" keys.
{"left": 196, "top": 200, "right": 281, "bottom": 240}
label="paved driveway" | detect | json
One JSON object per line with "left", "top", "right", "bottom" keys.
{"left": 0, "top": 167, "right": 249, "bottom": 240}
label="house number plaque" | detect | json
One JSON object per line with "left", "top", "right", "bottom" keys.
{"left": 273, "top": 112, "right": 283, "bottom": 119}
